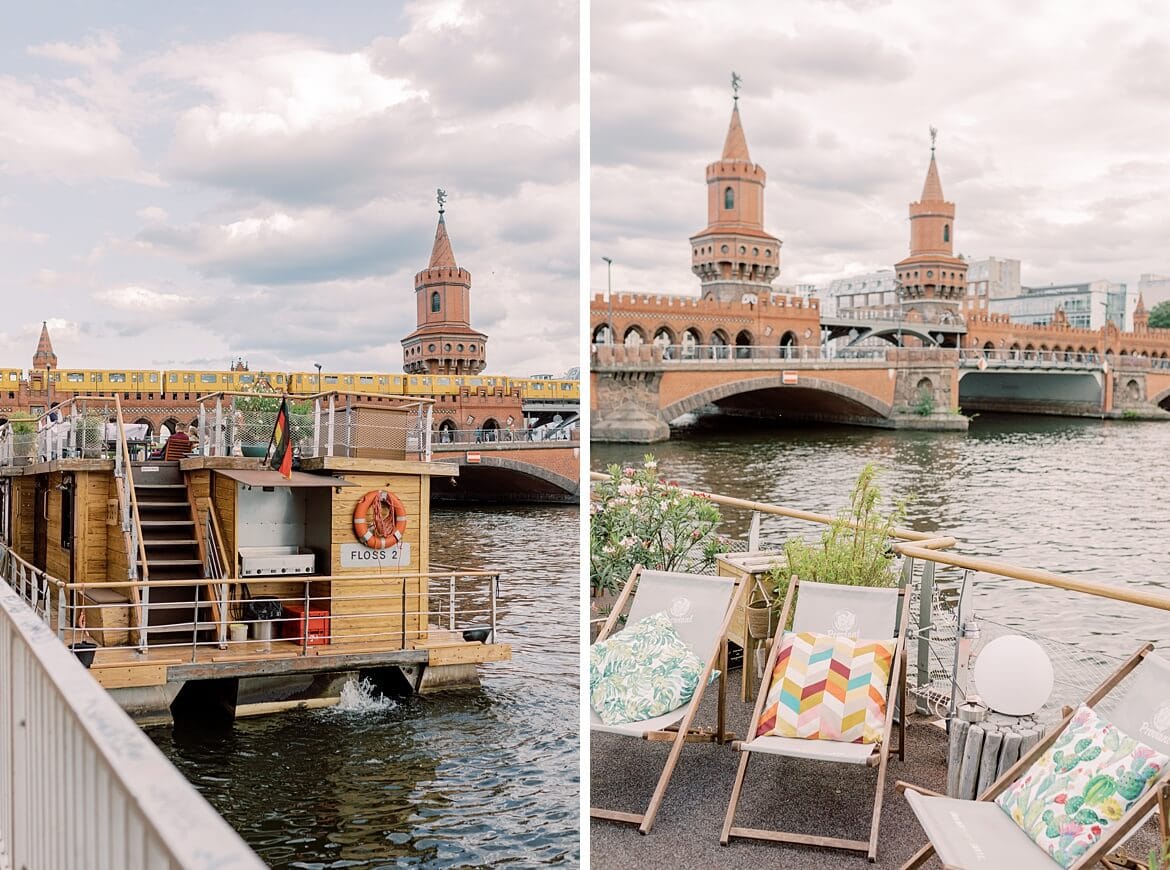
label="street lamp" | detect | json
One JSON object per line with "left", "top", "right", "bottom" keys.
{"left": 602, "top": 256, "right": 614, "bottom": 345}
{"left": 314, "top": 363, "right": 323, "bottom": 392}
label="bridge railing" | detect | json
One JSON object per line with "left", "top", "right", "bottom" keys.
{"left": 0, "top": 577, "right": 263, "bottom": 869}
{"left": 829, "top": 307, "right": 966, "bottom": 327}
{"left": 433, "top": 427, "right": 579, "bottom": 446}
{"left": 960, "top": 348, "right": 1170, "bottom": 371}
{"left": 593, "top": 343, "right": 958, "bottom": 365}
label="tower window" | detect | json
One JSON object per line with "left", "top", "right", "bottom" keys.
{"left": 431, "top": 291, "right": 441, "bottom": 312}
{"left": 724, "top": 187, "right": 734, "bottom": 209}
{"left": 943, "top": 224, "right": 950, "bottom": 243}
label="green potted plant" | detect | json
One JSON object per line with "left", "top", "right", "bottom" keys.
{"left": 767, "top": 463, "right": 907, "bottom": 616}
{"left": 233, "top": 393, "right": 281, "bottom": 456}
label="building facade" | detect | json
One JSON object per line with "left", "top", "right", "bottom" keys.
{"left": 987, "top": 280, "right": 1129, "bottom": 331}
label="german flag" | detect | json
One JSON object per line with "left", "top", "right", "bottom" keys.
{"left": 267, "top": 397, "right": 293, "bottom": 479}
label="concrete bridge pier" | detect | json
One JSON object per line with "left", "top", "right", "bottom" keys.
{"left": 591, "top": 371, "right": 671, "bottom": 443}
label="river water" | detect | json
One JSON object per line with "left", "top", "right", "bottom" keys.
{"left": 593, "top": 414, "right": 1170, "bottom": 659}
{"left": 148, "top": 505, "right": 580, "bottom": 868}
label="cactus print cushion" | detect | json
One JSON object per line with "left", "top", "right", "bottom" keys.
{"left": 589, "top": 611, "right": 707, "bottom": 726}
{"left": 995, "top": 704, "right": 1169, "bottom": 868}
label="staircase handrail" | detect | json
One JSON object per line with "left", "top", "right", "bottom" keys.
{"left": 112, "top": 396, "right": 149, "bottom": 646}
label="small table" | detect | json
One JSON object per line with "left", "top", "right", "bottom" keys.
{"left": 716, "top": 550, "right": 785, "bottom": 702}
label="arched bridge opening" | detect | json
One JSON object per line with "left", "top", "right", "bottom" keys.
{"left": 660, "top": 375, "right": 893, "bottom": 430}
{"left": 430, "top": 456, "right": 578, "bottom": 504}
{"left": 957, "top": 370, "right": 1103, "bottom": 415}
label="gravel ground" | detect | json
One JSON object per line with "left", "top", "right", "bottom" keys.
{"left": 589, "top": 665, "right": 1162, "bottom": 869}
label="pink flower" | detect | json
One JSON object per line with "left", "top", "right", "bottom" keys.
{"left": 622, "top": 467, "right": 636, "bottom": 477}
{"left": 691, "top": 530, "right": 702, "bottom": 539}
{"left": 1054, "top": 794, "right": 1067, "bottom": 804}
{"left": 1090, "top": 825, "right": 1101, "bottom": 837}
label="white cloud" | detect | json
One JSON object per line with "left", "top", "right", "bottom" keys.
{"left": 94, "top": 285, "right": 194, "bottom": 313}
{"left": 27, "top": 32, "right": 122, "bottom": 67}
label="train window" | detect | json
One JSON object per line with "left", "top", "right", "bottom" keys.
{"left": 470, "top": 378, "right": 482, "bottom": 386}
{"left": 184, "top": 374, "right": 194, "bottom": 383}
{"left": 437, "top": 377, "right": 451, "bottom": 386}
{"left": 201, "top": 374, "right": 218, "bottom": 384}
{"left": 67, "top": 373, "right": 83, "bottom": 383}
{"left": 378, "top": 377, "right": 387, "bottom": 385}
{"left": 561, "top": 383, "right": 572, "bottom": 391}
{"left": 239, "top": 374, "right": 254, "bottom": 384}
{"left": 7, "top": 373, "right": 15, "bottom": 381}
{"left": 325, "top": 376, "right": 338, "bottom": 385}
{"left": 150, "top": 373, "right": 158, "bottom": 382}
{"left": 359, "top": 376, "right": 374, "bottom": 384}
{"left": 344, "top": 376, "right": 353, "bottom": 384}
{"left": 275, "top": 375, "right": 285, "bottom": 384}
{"left": 393, "top": 377, "right": 402, "bottom": 384}
{"left": 169, "top": 374, "right": 177, "bottom": 382}
{"left": 533, "top": 383, "right": 545, "bottom": 390}
{"left": 92, "top": 374, "right": 103, "bottom": 382}
{"left": 109, "top": 373, "right": 126, "bottom": 383}
{"left": 222, "top": 375, "right": 231, "bottom": 383}
{"left": 422, "top": 378, "right": 431, "bottom": 385}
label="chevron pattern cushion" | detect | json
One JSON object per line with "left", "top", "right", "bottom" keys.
{"left": 755, "top": 631, "right": 896, "bottom": 743}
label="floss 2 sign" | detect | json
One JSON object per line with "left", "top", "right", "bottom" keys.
{"left": 341, "top": 542, "right": 411, "bottom": 568}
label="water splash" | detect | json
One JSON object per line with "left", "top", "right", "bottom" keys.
{"left": 332, "top": 677, "right": 394, "bottom": 713}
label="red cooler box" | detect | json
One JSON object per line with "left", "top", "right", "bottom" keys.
{"left": 280, "top": 603, "right": 331, "bottom": 645}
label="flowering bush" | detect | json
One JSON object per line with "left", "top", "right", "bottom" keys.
{"left": 590, "top": 456, "right": 726, "bottom": 595}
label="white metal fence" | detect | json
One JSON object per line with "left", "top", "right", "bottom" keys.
{"left": 0, "top": 578, "right": 263, "bottom": 870}
{"left": 195, "top": 392, "right": 434, "bottom": 462}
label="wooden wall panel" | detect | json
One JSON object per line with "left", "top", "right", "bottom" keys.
{"left": 105, "top": 475, "right": 128, "bottom": 584}
{"left": 11, "top": 477, "right": 35, "bottom": 562}
{"left": 45, "top": 472, "right": 70, "bottom": 581}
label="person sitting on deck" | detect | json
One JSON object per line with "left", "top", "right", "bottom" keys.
{"left": 150, "top": 428, "right": 193, "bottom": 460}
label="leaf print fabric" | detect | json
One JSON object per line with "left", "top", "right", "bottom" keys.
{"left": 995, "top": 704, "right": 1169, "bottom": 868}
{"left": 589, "top": 611, "right": 706, "bottom": 726}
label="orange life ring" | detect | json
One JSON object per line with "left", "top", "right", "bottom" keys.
{"left": 352, "top": 490, "right": 408, "bottom": 549}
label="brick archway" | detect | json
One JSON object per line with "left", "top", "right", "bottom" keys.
{"left": 659, "top": 374, "right": 893, "bottom": 423}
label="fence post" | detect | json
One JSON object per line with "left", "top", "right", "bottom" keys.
{"left": 448, "top": 576, "right": 456, "bottom": 630}
{"left": 327, "top": 395, "right": 336, "bottom": 457}
{"left": 916, "top": 559, "right": 935, "bottom": 714}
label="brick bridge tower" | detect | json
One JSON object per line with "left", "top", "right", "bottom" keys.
{"left": 402, "top": 191, "right": 488, "bottom": 375}
{"left": 895, "top": 129, "right": 967, "bottom": 325}
{"left": 689, "top": 80, "right": 782, "bottom": 302}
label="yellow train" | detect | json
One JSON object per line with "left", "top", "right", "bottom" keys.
{"left": 8, "top": 367, "right": 579, "bottom": 402}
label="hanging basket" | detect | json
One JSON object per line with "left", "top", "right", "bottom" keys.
{"left": 746, "top": 599, "right": 773, "bottom": 640}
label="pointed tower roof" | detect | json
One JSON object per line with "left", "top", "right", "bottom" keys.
{"left": 428, "top": 214, "right": 457, "bottom": 269}
{"left": 722, "top": 104, "right": 751, "bottom": 162}
{"left": 920, "top": 155, "right": 945, "bottom": 202}
{"left": 32, "top": 321, "right": 57, "bottom": 369}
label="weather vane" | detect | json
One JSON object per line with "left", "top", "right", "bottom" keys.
{"left": 437, "top": 188, "right": 447, "bottom": 215}
{"left": 731, "top": 71, "right": 742, "bottom": 103}
{"left": 929, "top": 125, "right": 938, "bottom": 156}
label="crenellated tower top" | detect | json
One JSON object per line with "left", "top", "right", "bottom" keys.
{"left": 401, "top": 191, "right": 488, "bottom": 375}
{"left": 688, "top": 76, "right": 782, "bottom": 302}
{"left": 895, "top": 128, "right": 967, "bottom": 317}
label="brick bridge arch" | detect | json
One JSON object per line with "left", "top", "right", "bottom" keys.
{"left": 1151, "top": 384, "right": 1170, "bottom": 410}
{"left": 660, "top": 374, "right": 894, "bottom": 424}
{"left": 431, "top": 450, "right": 578, "bottom": 503}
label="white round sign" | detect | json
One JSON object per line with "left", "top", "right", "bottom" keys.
{"left": 972, "top": 635, "right": 1054, "bottom": 716}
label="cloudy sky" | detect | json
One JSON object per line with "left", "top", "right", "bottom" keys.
{"left": 0, "top": 0, "right": 577, "bottom": 376}
{"left": 591, "top": 0, "right": 1170, "bottom": 300}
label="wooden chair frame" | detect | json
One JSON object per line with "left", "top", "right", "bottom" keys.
{"left": 721, "top": 576, "right": 910, "bottom": 862}
{"left": 590, "top": 565, "right": 750, "bottom": 834}
{"left": 897, "top": 643, "right": 1170, "bottom": 870}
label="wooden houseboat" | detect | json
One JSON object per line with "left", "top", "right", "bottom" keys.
{"left": 0, "top": 391, "right": 510, "bottom": 725}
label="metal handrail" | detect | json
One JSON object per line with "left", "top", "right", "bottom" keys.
{"left": 589, "top": 471, "right": 955, "bottom": 548}
{"left": 113, "top": 396, "right": 149, "bottom": 648}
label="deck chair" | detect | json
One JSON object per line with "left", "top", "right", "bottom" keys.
{"left": 898, "top": 644, "right": 1170, "bottom": 870}
{"left": 591, "top": 566, "right": 749, "bottom": 834}
{"left": 162, "top": 432, "right": 195, "bottom": 461}
{"left": 721, "top": 577, "right": 910, "bottom": 861}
